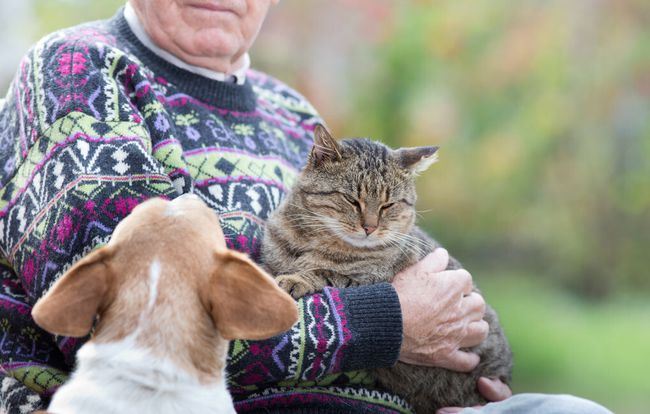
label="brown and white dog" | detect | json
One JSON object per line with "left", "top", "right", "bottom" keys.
{"left": 32, "top": 195, "right": 298, "bottom": 414}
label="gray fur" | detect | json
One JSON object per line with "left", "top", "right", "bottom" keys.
{"left": 262, "top": 127, "right": 512, "bottom": 413}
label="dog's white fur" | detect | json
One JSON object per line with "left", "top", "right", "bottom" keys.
{"left": 48, "top": 336, "right": 235, "bottom": 414}
{"left": 147, "top": 259, "right": 161, "bottom": 310}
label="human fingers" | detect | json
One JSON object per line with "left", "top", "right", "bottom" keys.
{"left": 420, "top": 248, "right": 450, "bottom": 273}
{"left": 437, "top": 349, "right": 480, "bottom": 372}
{"left": 478, "top": 377, "right": 512, "bottom": 402}
{"left": 392, "top": 248, "right": 449, "bottom": 285}
{"left": 435, "top": 269, "right": 473, "bottom": 298}
{"left": 436, "top": 408, "right": 464, "bottom": 414}
{"left": 459, "top": 320, "right": 489, "bottom": 348}
{"left": 461, "top": 292, "right": 486, "bottom": 321}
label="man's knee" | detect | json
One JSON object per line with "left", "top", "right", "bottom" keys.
{"left": 461, "top": 393, "right": 613, "bottom": 414}
{"left": 532, "top": 394, "right": 613, "bottom": 414}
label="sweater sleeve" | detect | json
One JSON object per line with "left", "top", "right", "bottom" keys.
{"left": 0, "top": 260, "right": 68, "bottom": 411}
{"left": 226, "top": 283, "right": 403, "bottom": 394}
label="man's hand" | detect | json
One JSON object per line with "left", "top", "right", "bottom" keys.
{"left": 435, "top": 377, "right": 513, "bottom": 413}
{"left": 477, "top": 377, "right": 512, "bottom": 401}
{"left": 391, "top": 248, "right": 488, "bottom": 372}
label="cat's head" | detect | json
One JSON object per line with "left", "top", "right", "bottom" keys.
{"left": 292, "top": 124, "right": 438, "bottom": 249}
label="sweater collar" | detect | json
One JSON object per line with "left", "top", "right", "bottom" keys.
{"left": 112, "top": 7, "right": 257, "bottom": 112}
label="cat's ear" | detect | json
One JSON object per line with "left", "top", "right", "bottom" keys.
{"left": 395, "top": 146, "right": 439, "bottom": 174}
{"left": 310, "top": 123, "right": 341, "bottom": 166}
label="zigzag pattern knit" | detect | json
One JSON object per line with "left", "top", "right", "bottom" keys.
{"left": 0, "top": 8, "right": 409, "bottom": 414}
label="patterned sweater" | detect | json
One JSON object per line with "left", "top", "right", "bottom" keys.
{"left": 0, "top": 8, "right": 411, "bottom": 414}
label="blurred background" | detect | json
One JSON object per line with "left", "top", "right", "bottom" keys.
{"left": 1, "top": 0, "right": 648, "bottom": 412}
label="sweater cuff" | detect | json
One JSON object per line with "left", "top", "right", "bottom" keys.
{"left": 335, "top": 282, "right": 403, "bottom": 371}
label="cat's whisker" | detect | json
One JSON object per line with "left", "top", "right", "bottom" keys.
{"left": 285, "top": 211, "right": 361, "bottom": 238}
{"left": 286, "top": 214, "right": 334, "bottom": 223}
{"left": 283, "top": 221, "right": 330, "bottom": 229}
{"left": 388, "top": 229, "right": 424, "bottom": 242}
{"left": 384, "top": 236, "right": 409, "bottom": 259}
{"left": 287, "top": 204, "right": 342, "bottom": 223}
{"left": 285, "top": 210, "right": 341, "bottom": 225}
{"left": 284, "top": 221, "right": 336, "bottom": 230}
{"left": 289, "top": 225, "right": 332, "bottom": 231}
{"left": 387, "top": 234, "right": 421, "bottom": 257}
{"left": 386, "top": 232, "right": 428, "bottom": 258}
{"left": 284, "top": 216, "right": 327, "bottom": 225}
{"left": 392, "top": 235, "right": 426, "bottom": 255}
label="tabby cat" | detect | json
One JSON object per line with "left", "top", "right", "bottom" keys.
{"left": 262, "top": 124, "right": 512, "bottom": 413}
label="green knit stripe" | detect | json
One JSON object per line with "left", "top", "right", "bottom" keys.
{"left": 182, "top": 150, "right": 298, "bottom": 189}
{"left": 278, "top": 369, "right": 374, "bottom": 388}
{"left": 253, "top": 85, "right": 319, "bottom": 116}
{"left": 152, "top": 141, "right": 187, "bottom": 176}
{"left": 7, "top": 365, "right": 68, "bottom": 394}
{"left": 0, "top": 111, "right": 152, "bottom": 211}
{"left": 103, "top": 48, "right": 124, "bottom": 120}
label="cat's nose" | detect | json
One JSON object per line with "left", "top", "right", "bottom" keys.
{"left": 363, "top": 225, "right": 377, "bottom": 235}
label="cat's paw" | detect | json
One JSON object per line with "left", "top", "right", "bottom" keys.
{"left": 276, "top": 274, "right": 316, "bottom": 299}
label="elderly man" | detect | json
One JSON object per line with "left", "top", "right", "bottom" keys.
{"left": 0, "top": 1, "right": 611, "bottom": 413}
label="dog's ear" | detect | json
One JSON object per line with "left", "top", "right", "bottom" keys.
{"left": 208, "top": 251, "right": 298, "bottom": 340}
{"left": 32, "top": 247, "right": 113, "bottom": 337}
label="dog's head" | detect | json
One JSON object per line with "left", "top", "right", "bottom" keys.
{"left": 32, "top": 195, "right": 297, "bottom": 373}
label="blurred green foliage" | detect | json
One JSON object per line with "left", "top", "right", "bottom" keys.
{"left": 3, "top": 1, "right": 649, "bottom": 413}
{"left": 351, "top": 1, "right": 650, "bottom": 299}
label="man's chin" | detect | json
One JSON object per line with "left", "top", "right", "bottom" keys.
{"left": 177, "top": 32, "right": 244, "bottom": 67}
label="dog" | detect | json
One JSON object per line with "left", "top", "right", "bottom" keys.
{"left": 32, "top": 194, "right": 298, "bottom": 414}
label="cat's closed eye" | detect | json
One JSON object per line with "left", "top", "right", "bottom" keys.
{"left": 341, "top": 193, "right": 361, "bottom": 210}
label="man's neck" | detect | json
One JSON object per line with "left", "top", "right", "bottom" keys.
{"left": 124, "top": 2, "right": 249, "bottom": 85}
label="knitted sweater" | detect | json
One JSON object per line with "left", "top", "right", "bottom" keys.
{"left": 0, "top": 8, "right": 411, "bottom": 414}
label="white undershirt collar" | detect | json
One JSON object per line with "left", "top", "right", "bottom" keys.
{"left": 124, "top": 2, "right": 249, "bottom": 85}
